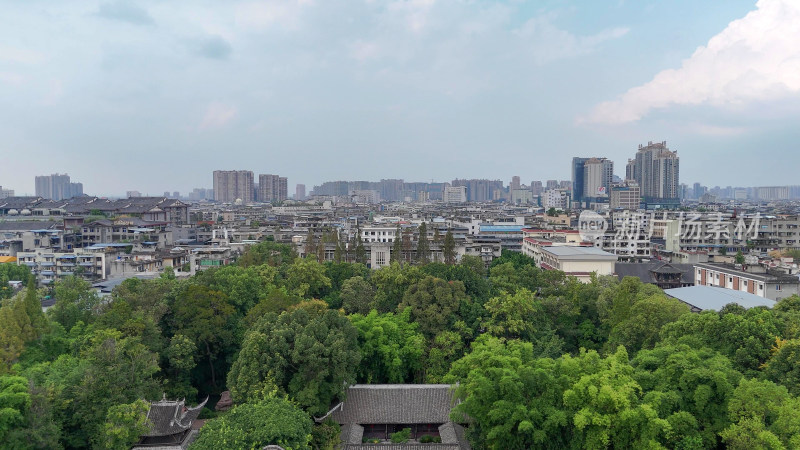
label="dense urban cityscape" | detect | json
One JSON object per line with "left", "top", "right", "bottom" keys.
{"left": 3, "top": 0, "right": 800, "bottom": 449}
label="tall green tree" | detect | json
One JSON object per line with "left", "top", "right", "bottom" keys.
{"left": 763, "top": 338, "right": 800, "bottom": 396}
{"left": 442, "top": 230, "right": 456, "bottom": 265}
{"left": 392, "top": 223, "right": 403, "bottom": 264}
{"left": 192, "top": 396, "right": 313, "bottom": 450}
{"left": 632, "top": 343, "right": 742, "bottom": 447}
{"left": 416, "top": 222, "right": 430, "bottom": 264}
{"left": 563, "top": 347, "right": 671, "bottom": 449}
{"left": 721, "top": 378, "right": 800, "bottom": 449}
{"left": 355, "top": 229, "right": 367, "bottom": 265}
{"left": 446, "top": 336, "right": 573, "bottom": 449}
{"left": 0, "top": 303, "right": 25, "bottom": 373}
{"left": 68, "top": 329, "right": 161, "bottom": 447}
{"left": 340, "top": 276, "right": 376, "bottom": 315}
{"left": 228, "top": 308, "right": 360, "bottom": 415}
{"left": 370, "top": 263, "right": 424, "bottom": 313}
{"left": 48, "top": 275, "right": 101, "bottom": 331}
{"left": 349, "top": 309, "right": 424, "bottom": 383}
{"left": 0, "top": 375, "right": 30, "bottom": 442}
{"left": 23, "top": 275, "right": 47, "bottom": 337}
{"left": 286, "top": 258, "right": 332, "bottom": 299}
{"left": 102, "top": 399, "right": 151, "bottom": 450}
{"left": 398, "top": 276, "right": 467, "bottom": 338}
{"left": 171, "top": 284, "right": 236, "bottom": 388}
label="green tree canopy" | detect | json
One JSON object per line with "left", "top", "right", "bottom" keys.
{"left": 48, "top": 275, "right": 101, "bottom": 331}
{"left": 349, "top": 309, "right": 424, "bottom": 383}
{"left": 398, "top": 276, "right": 468, "bottom": 338}
{"left": 192, "top": 396, "right": 312, "bottom": 450}
{"left": 228, "top": 308, "right": 360, "bottom": 415}
{"left": 340, "top": 276, "right": 376, "bottom": 315}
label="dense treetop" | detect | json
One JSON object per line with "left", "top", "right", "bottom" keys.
{"left": 1, "top": 243, "right": 800, "bottom": 449}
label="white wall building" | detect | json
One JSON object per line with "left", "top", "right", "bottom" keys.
{"left": 444, "top": 186, "right": 467, "bottom": 203}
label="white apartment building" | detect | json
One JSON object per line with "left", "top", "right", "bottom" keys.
{"left": 539, "top": 246, "right": 618, "bottom": 283}
{"left": 361, "top": 226, "right": 399, "bottom": 243}
{"left": 542, "top": 189, "right": 570, "bottom": 210}
{"left": 444, "top": 186, "right": 467, "bottom": 203}
{"left": 17, "top": 250, "right": 107, "bottom": 284}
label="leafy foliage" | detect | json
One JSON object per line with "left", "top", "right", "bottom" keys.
{"left": 192, "top": 396, "right": 312, "bottom": 450}
{"left": 228, "top": 308, "right": 360, "bottom": 415}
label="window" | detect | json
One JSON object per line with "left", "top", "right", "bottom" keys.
{"left": 376, "top": 251, "right": 386, "bottom": 266}
{"left": 776, "top": 284, "right": 782, "bottom": 291}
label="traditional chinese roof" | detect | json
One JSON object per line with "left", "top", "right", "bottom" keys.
{"left": 322, "top": 384, "right": 455, "bottom": 425}
{"left": 143, "top": 396, "right": 208, "bottom": 437}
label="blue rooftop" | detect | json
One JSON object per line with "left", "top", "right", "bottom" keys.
{"left": 479, "top": 225, "right": 524, "bottom": 233}
{"left": 665, "top": 285, "right": 776, "bottom": 312}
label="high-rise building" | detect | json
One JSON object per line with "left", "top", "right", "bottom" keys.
{"left": 35, "top": 173, "right": 84, "bottom": 200}
{"left": 510, "top": 176, "right": 521, "bottom": 192}
{"left": 295, "top": 184, "right": 306, "bottom": 201}
{"left": 530, "top": 181, "right": 543, "bottom": 196}
{"left": 573, "top": 157, "right": 612, "bottom": 205}
{"left": 451, "top": 179, "right": 504, "bottom": 202}
{"left": 258, "top": 174, "right": 288, "bottom": 203}
{"left": 583, "top": 158, "right": 614, "bottom": 200}
{"left": 630, "top": 141, "right": 680, "bottom": 207}
{"left": 571, "top": 157, "right": 590, "bottom": 204}
{"left": 0, "top": 186, "right": 14, "bottom": 199}
{"left": 610, "top": 181, "right": 641, "bottom": 210}
{"left": 546, "top": 180, "right": 559, "bottom": 190}
{"left": 444, "top": 186, "right": 467, "bottom": 203}
{"left": 213, "top": 170, "right": 254, "bottom": 203}
{"left": 380, "top": 179, "right": 404, "bottom": 202}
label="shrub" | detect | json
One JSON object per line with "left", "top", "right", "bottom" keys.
{"left": 390, "top": 428, "right": 411, "bottom": 443}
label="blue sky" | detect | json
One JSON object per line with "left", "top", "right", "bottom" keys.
{"left": 1, "top": 0, "right": 798, "bottom": 196}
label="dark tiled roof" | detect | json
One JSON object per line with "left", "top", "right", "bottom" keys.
{"left": 144, "top": 397, "right": 208, "bottom": 437}
{"left": 343, "top": 445, "right": 461, "bottom": 450}
{"left": 0, "top": 221, "right": 60, "bottom": 231}
{"left": 615, "top": 262, "right": 694, "bottom": 285}
{"left": 327, "top": 385, "right": 456, "bottom": 424}
{"left": 0, "top": 197, "right": 43, "bottom": 208}
{"left": 341, "top": 423, "right": 364, "bottom": 445}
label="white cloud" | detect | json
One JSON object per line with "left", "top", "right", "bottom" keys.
{"left": 0, "top": 72, "right": 25, "bottom": 85}
{"left": 388, "top": 0, "right": 437, "bottom": 33}
{"left": 681, "top": 123, "right": 748, "bottom": 137}
{"left": 234, "top": 0, "right": 312, "bottom": 31}
{"left": 514, "top": 15, "right": 628, "bottom": 65}
{"left": 582, "top": 0, "right": 800, "bottom": 124}
{"left": 0, "top": 45, "right": 44, "bottom": 64}
{"left": 349, "top": 40, "right": 380, "bottom": 62}
{"left": 199, "top": 103, "right": 238, "bottom": 130}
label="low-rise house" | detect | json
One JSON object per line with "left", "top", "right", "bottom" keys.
{"left": 615, "top": 262, "right": 694, "bottom": 289}
{"left": 316, "top": 384, "right": 470, "bottom": 450}
{"left": 665, "top": 285, "right": 776, "bottom": 312}
{"left": 694, "top": 262, "right": 800, "bottom": 301}
{"left": 131, "top": 396, "right": 207, "bottom": 449}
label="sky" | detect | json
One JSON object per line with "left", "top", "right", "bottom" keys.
{"left": 1, "top": 0, "right": 799, "bottom": 197}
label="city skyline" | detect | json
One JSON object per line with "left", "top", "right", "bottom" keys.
{"left": 2, "top": 1, "right": 799, "bottom": 195}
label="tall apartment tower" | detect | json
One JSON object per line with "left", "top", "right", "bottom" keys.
{"left": 258, "top": 174, "right": 288, "bottom": 203}
{"left": 572, "top": 157, "right": 612, "bottom": 205}
{"left": 213, "top": 170, "right": 254, "bottom": 203}
{"left": 295, "top": 184, "right": 306, "bottom": 201}
{"left": 571, "top": 157, "right": 589, "bottom": 204}
{"left": 510, "top": 176, "right": 521, "bottom": 192}
{"left": 631, "top": 141, "right": 680, "bottom": 206}
{"left": 583, "top": 158, "right": 614, "bottom": 199}
{"left": 35, "top": 173, "right": 84, "bottom": 200}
